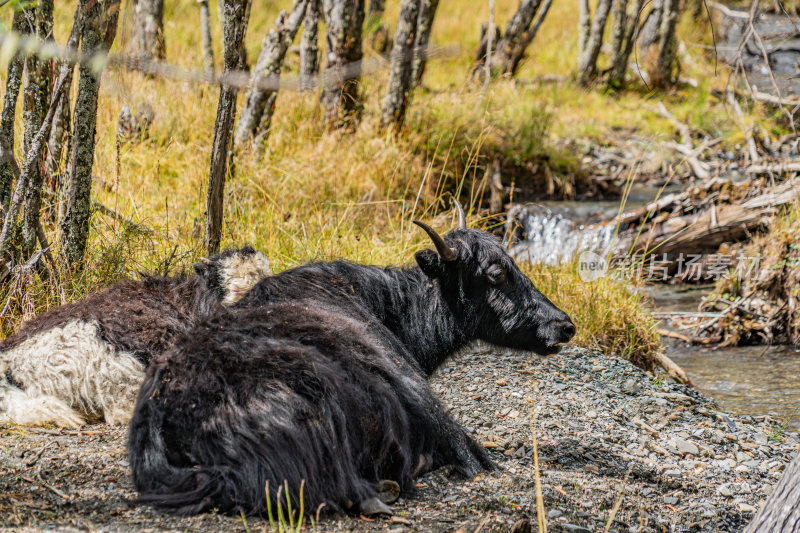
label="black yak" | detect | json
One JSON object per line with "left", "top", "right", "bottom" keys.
{"left": 0, "top": 247, "right": 271, "bottom": 428}
{"left": 129, "top": 204, "right": 575, "bottom": 517}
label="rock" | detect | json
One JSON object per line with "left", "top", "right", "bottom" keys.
{"left": 718, "top": 483, "right": 733, "bottom": 497}
{"left": 663, "top": 469, "right": 681, "bottom": 477}
{"left": 621, "top": 379, "right": 641, "bottom": 395}
{"left": 586, "top": 410, "right": 598, "bottom": 418}
{"left": 738, "top": 503, "right": 757, "bottom": 513}
{"left": 548, "top": 509, "right": 563, "bottom": 519}
{"left": 674, "top": 438, "right": 699, "bottom": 456}
{"left": 663, "top": 496, "right": 679, "bottom": 505}
{"left": 562, "top": 524, "right": 592, "bottom": 533}
{"left": 737, "top": 451, "right": 751, "bottom": 463}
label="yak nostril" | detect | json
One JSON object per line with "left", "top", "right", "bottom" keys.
{"left": 558, "top": 320, "right": 576, "bottom": 342}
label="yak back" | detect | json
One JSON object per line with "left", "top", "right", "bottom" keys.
{"left": 2, "top": 275, "right": 216, "bottom": 364}
{"left": 131, "top": 301, "right": 443, "bottom": 515}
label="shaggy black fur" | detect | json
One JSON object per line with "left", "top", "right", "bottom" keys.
{"left": 1, "top": 247, "right": 260, "bottom": 366}
{"left": 129, "top": 228, "right": 575, "bottom": 517}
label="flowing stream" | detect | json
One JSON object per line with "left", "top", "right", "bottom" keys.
{"left": 512, "top": 187, "right": 800, "bottom": 430}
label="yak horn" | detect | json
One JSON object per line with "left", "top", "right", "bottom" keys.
{"left": 453, "top": 199, "right": 467, "bottom": 229}
{"left": 413, "top": 220, "right": 457, "bottom": 262}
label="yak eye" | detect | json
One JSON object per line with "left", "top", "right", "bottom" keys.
{"left": 486, "top": 264, "right": 506, "bottom": 285}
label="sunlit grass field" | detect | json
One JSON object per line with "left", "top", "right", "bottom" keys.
{"left": 0, "top": 0, "right": 769, "bottom": 363}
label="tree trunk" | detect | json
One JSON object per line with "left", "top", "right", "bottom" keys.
{"left": 578, "top": 0, "right": 591, "bottom": 67}
{"left": 205, "top": 0, "right": 248, "bottom": 255}
{"left": 199, "top": 0, "right": 215, "bottom": 72}
{"left": 652, "top": 0, "right": 679, "bottom": 87}
{"left": 300, "top": 0, "right": 320, "bottom": 90}
{"left": 606, "top": 0, "right": 628, "bottom": 88}
{"left": 1, "top": 5, "right": 83, "bottom": 261}
{"left": 60, "top": 0, "right": 119, "bottom": 267}
{"left": 637, "top": 0, "right": 663, "bottom": 52}
{"left": 0, "top": 11, "right": 27, "bottom": 210}
{"left": 381, "top": 0, "right": 420, "bottom": 129}
{"left": 45, "top": 76, "right": 72, "bottom": 179}
{"left": 321, "top": 0, "right": 365, "bottom": 127}
{"left": 368, "top": 0, "right": 384, "bottom": 17}
{"left": 744, "top": 451, "right": 800, "bottom": 532}
{"left": 22, "top": 0, "right": 54, "bottom": 257}
{"left": 576, "top": 0, "right": 613, "bottom": 85}
{"left": 234, "top": 0, "right": 309, "bottom": 148}
{"left": 411, "top": 0, "right": 440, "bottom": 85}
{"left": 490, "top": 0, "right": 543, "bottom": 76}
{"left": 473, "top": 22, "right": 500, "bottom": 74}
{"left": 504, "top": 0, "right": 553, "bottom": 77}
{"left": 131, "top": 0, "right": 165, "bottom": 62}
{"left": 607, "top": 0, "right": 644, "bottom": 88}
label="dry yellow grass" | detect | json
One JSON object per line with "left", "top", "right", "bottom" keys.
{"left": 0, "top": 0, "right": 753, "bottom": 361}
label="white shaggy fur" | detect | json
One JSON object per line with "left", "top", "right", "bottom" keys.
{"left": 219, "top": 251, "right": 271, "bottom": 304}
{"left": 1, "top": 320, "right": 144, "bottom": 427}
{"left": 0, "top": 250, "right": 271, "bottom": 429}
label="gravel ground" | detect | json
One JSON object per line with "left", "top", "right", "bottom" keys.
{"left": 1, "top": 346, "right": 797, "bottom": 532}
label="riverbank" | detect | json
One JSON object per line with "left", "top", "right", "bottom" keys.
{"left": 1, "top": 346, "right": 796, "bottom": 532}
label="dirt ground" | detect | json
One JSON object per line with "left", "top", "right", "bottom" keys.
{"left": 1, "top": 346, "right": 797, "bottom": 532}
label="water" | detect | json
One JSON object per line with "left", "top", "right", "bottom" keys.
{"left": 511, "top": 187, "right": 800, "bottom": 428}
{"left": 506, "top": 185, "right": 675, "bottom": 264}
{"left": 669, "top": 343, "right": 800, "bottom": 429}
{"left": 647, "top": 284, "right": 800, "bottom": 429}
{"left": 506, "top": 205, "right": 618, "bottom": 265}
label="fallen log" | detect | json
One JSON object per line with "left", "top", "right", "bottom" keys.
{"left": 744, "top": 451, "right": 800, "bottom": 533}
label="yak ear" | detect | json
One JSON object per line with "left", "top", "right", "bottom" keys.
{"left": 415, "top": 249, "right": 444, "bottom": 278}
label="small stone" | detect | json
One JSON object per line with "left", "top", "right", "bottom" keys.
{"left": 663, "top": 496, "right": 679, "bottom": 505}
{"left": 663, "top": 469, "right": 681, "bottom": 477}
{"left": 718, "top": 484, "right": 733, "bottom": 497}
{"left": 586, "top": 410, "right": 598, "bottom": 419}
{"left": 737, "top": 451, "right": 751, "bottom": 463}
{"left": 496, "top": 378, "right": 508, "bottom": 386}
{"left": 508, "top": 410, "right": 521, "bottom": 419}
{"left": 738, "top": 503, "right": 757, "bottom": 513}
{"left": 562, "top": 524, "right": 592, "bottom": 533}
{"left": 547, "top": 509, "right": 563, "bottom": 519}
{"left": 674, "top": 438, "right": 699, "bottom": 456}
{"left": 743, "top": 460, "right": 760, "bottom": 468}
{"left": 621, "top": 379, "right": 641, "bottom": 395}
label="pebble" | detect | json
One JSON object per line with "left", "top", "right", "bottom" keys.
{"left": 673, "top": 437, "right": 700, "bottom": 456}
{"left": 562, "top": 524, "right": 592, "bottom": 533}
{"left": 621, "top": 378, "right": 641, "bottom": 395}
{"left": 4, "top": 345, "right": 794, "bottom": 533}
